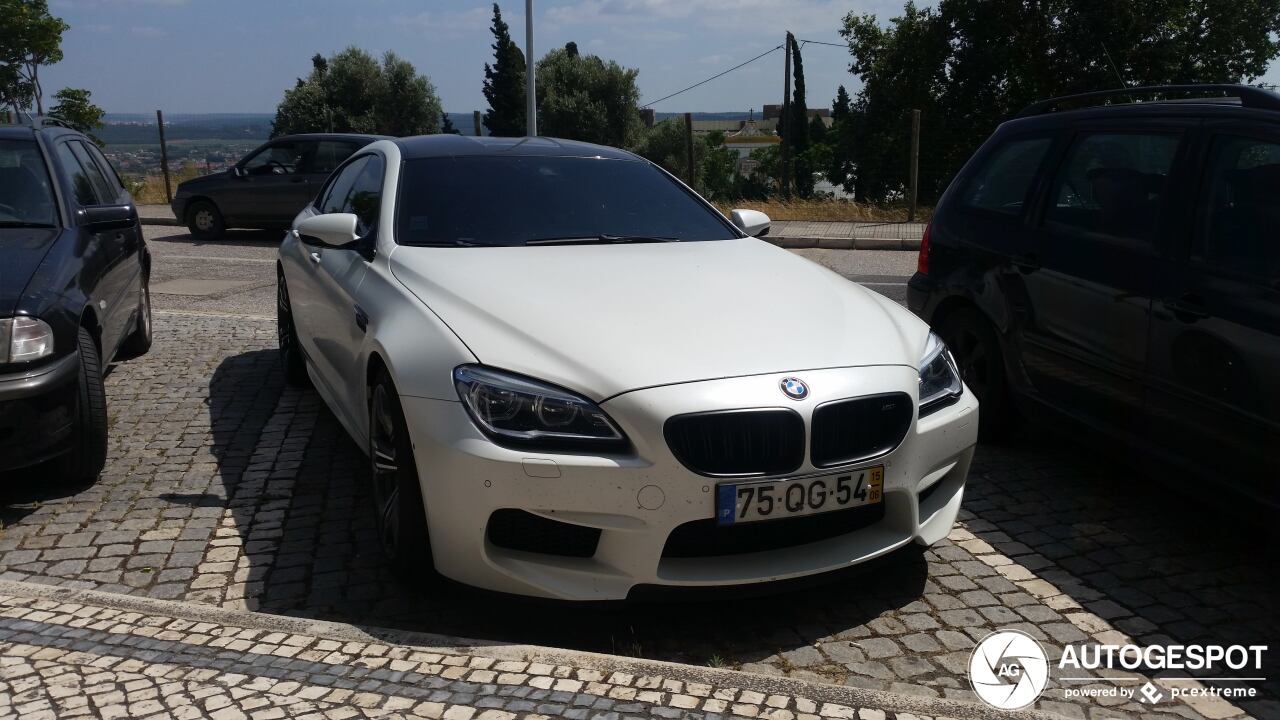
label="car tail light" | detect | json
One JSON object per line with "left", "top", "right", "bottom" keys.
{"left": 916, "top": 222, "right": 932, "bottom": 275}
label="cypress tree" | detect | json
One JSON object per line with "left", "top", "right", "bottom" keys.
{"left": 482, "top": 3, "right": 527, "bottom": 136}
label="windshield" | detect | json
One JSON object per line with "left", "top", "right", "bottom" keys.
{"left": 0, "top": 139, "right": 57, "bottom": 227}
{"left": 395, "top": 156, "right": 738, "bottom": 247}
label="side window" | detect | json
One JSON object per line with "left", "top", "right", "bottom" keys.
{"left": 242, "top": 141, "right": 303, "bottom": 176}
{"left": 958, "top": 137, "right": 1052, "bottom": 216}
{"left": 69, "top": 141, "right": 117, "bottom": 204}
{"left": 54, "top": 142, "right": 104, "bottom": 206}
{"left": 307, "top": 141, "right": 361, "bottom": 175}
{"left": 1197, "top": 134, "right": 1280, "bottom": 280}
{"left": 83, "top": 142, "right": 125, "bottom": 197}
{"left": 1045, "top": 132, "right": 1181, "bottom": 244}
{"left": 319, "top": 157, "right": 367, "bottom": 215}
{"left": 343, "top": 155, "right": 383, "bottom": 236}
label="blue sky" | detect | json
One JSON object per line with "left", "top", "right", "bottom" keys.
{"left": 39, "top": 0, "right": 1280, "bottom": 115}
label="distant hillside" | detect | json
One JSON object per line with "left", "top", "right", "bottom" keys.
{"left": 100, "top": 112, "right": 487, "bottom": 141}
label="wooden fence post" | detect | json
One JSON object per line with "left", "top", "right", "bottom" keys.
{"left": 156, "top": 110, "right": 173, "bottom": 205}
{"left": 908, "top": 109, "right": 921, "bottom": 222}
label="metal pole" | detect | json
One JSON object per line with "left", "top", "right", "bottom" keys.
{"left": 780, "top": 32, "right": 792, "bottom": 199}
{"left": 156, "top": 110, "right": 173, "bottom": 204}
{"left": 473, "top": 110, "right": 482, "bottom": 137}
{"left": 525, "top": 0, "right": 536, "bottom": 137}
{"left": 909, "top": 109, "right": 920, "bottom": 222}
{"left": 684, "top": 112, "right": 695, "bottom": 189}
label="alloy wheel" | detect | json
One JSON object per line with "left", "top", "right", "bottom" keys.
{"left": 370, "top": 383, "right": 402, "bottom": 557}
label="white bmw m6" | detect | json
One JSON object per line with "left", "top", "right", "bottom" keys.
{"left": 277, "top": 135, "right": 978, "bottom": 600}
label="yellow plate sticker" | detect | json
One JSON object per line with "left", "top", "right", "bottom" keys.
{"left": 868, "top": 466, "right": 884, "bottom": 503}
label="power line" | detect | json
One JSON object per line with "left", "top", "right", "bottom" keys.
{"left": 641, "top": 44, "right": 784, "bottom": 108}
{"left": 797, "top": 39, "right": 847, "bottom": 48}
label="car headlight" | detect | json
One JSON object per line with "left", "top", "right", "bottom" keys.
{"left": 918, "top": 331, "right": 962, "bottom": 417}
{"left": 454, "top": 365, "right": 627, "bottom": 451}
{"left": 0, "top": 317, "right": 55, "bottom": 364}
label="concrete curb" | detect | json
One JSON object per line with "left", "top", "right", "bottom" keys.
{"left": 0, "top": 578, "right": 1068, "bottom": 720}
{"left": 765, "top": 236, "right": 922, "bottom": 251}
{"left": 140, "top": 215, "right": 182, "bottom": 227}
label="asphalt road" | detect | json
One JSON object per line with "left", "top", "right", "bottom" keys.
{"left": 143, "top": 226, "right": 918, "bottom": 316}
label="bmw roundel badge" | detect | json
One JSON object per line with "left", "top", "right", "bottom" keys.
{"left": 779, "top": 377, "right": 809, "bottom": 400}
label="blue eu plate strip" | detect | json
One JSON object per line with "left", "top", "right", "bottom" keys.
{"left": 716, "top": 484, "right": 737, "bottom": 526}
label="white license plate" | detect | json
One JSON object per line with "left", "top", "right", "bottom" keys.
{"left": 715, "top": 466, "right": 884, "bottom": 525}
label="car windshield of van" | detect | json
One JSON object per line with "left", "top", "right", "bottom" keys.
{"left": 395, "top": 156, "right": 738, "bottom": 247}
{"left": 0, "top": 139, "right": 57, "bottom": 228}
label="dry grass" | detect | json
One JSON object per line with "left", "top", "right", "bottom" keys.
{"left": 124, "top": 166, "right": 204, "bottom": 205}
{"left": 713, "top": 199, "right": 932, "bottom": 223}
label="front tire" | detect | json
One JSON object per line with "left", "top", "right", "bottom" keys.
{"left": 276, "top": 273, "right": 309, "bottom": 387}
{"left": 53, "top": 327, "right": 108, "bottom": 484}
{"left": 186, "top": 200, "right": 225, "bottom": 240}
{"left": 936, "top": 307, "right": 1012, "bottom": 440}
{"left": 369, "top": 371, "right": 432, "bottom": 580}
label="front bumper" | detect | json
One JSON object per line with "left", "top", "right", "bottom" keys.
{"left": 170, "top": 196, "right": 188, "bottom": 224}
{"left": 0, "top": 352, "right": 80, "bottom": 473}
{"left": 401, "top": 365, "right": 978, "bottom": 600}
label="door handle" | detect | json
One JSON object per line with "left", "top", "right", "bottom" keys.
{"left": 1169, "top": 294, "right": 1209, "bottom": 322}
{"left": 309, "top": 251, "right": 322, "bottom": 264}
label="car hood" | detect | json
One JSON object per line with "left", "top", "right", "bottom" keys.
{"left": 388, "top": 238, "right": 926, "bottom": 401}
{"left": 175, "top": 171, "right": 229, "bottom": 193}
{"left": 0, "top": 227, "right": 61, "bottom": 315}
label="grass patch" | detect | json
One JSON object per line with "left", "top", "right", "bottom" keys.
{"left": 713, "top": 198, "right": 932, "bottom": 223}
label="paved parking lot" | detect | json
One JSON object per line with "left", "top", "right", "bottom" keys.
{"left": 0, "top": 228, "right": 1275, "bottom": 719}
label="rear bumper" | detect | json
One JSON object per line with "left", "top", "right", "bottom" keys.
{"left": 0, "top": 353, "right": 80, "bottom": 473}
{"left": 170, "top": 197, "right": 188, "bottom": 224}
{"left": 906, "top": 272, "right": 936, "bottom": 319}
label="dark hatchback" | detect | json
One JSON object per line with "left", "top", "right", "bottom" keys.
{"left": 909, "top": 85, "right": 1280, "bottom": 508}
{"left": 0, "top": 119, "right": 151, "bottom": 482}
{"left": 171, "top": 133, "right": 386, "bottom": 240}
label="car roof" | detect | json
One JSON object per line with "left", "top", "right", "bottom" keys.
{"left": 393, "top": 135, "right": 639, "bottom": 161}
{"left": 1003, "top": 84, "right": 1280, "bottom": 132}
{"left": 273, "top": 133, "right": 391, "bottom": 143}
{"left": 0, "top": 124, "right": 84, "bottom": 142}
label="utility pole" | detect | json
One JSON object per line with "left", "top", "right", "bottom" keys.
{"left": 526, "top": 0, "right": 537, "bottom": 137}
{"left": 473, "top": 110, "right": 482, "bottom": 137}
{"left": 780, "top": 31, "right": 793, "bottom": 199}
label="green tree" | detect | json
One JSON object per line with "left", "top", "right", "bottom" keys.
{"left": 441, "top": 112, "right": 460, "bottom": 134}
{"left": 535, "top": 47, "right": 642, "bottom": 148}
{"left": 272, "top": 47, "right": 441, "bottom": 137}
{"left": 824, "top": 85, "right": 859, "bottom": 193}
{"left": 841, "top": 0, "right": 1280, "bottom": 202}
{"left": 0, "top": 0, "right": 68, "bottom": 115}
{"left": 699, "top": 130, "right": 739, "bottom": 201}
{"left": 631, "top": 118, "right": 702, "bottom": 186}
{"left": 782, "top": 35, "right": 816, "bottom": 197}
{"left": 482, "top": 3, "right": 527, "bottom": 136}
{"left": 48, "top": 87, "right": 104, "bottom": 145}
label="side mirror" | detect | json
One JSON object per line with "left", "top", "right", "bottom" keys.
{"left": 730, "top": 208, "right": 771, "bottom": 237}
{"left": 81, "top": 204, "right": 136, "bottom": 231}
{"left": 297, "top": 213, "right": 360, "bottom": 248}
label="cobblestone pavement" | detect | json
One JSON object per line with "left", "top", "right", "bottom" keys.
{"left": 0, "top": 307, "right": 1276, "bottom": 719}
{"left": 1, "top": 581, "right": 1014, "bottom": 720}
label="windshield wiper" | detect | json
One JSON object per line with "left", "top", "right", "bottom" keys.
{"left": 0, "top": 221, "right": 56, "bottom": 228}
{"left": 525, "top": 234, "right": 678, "bottom": 246}
{"left": 408, "top": 238, "right": 483, "bottom": 247}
